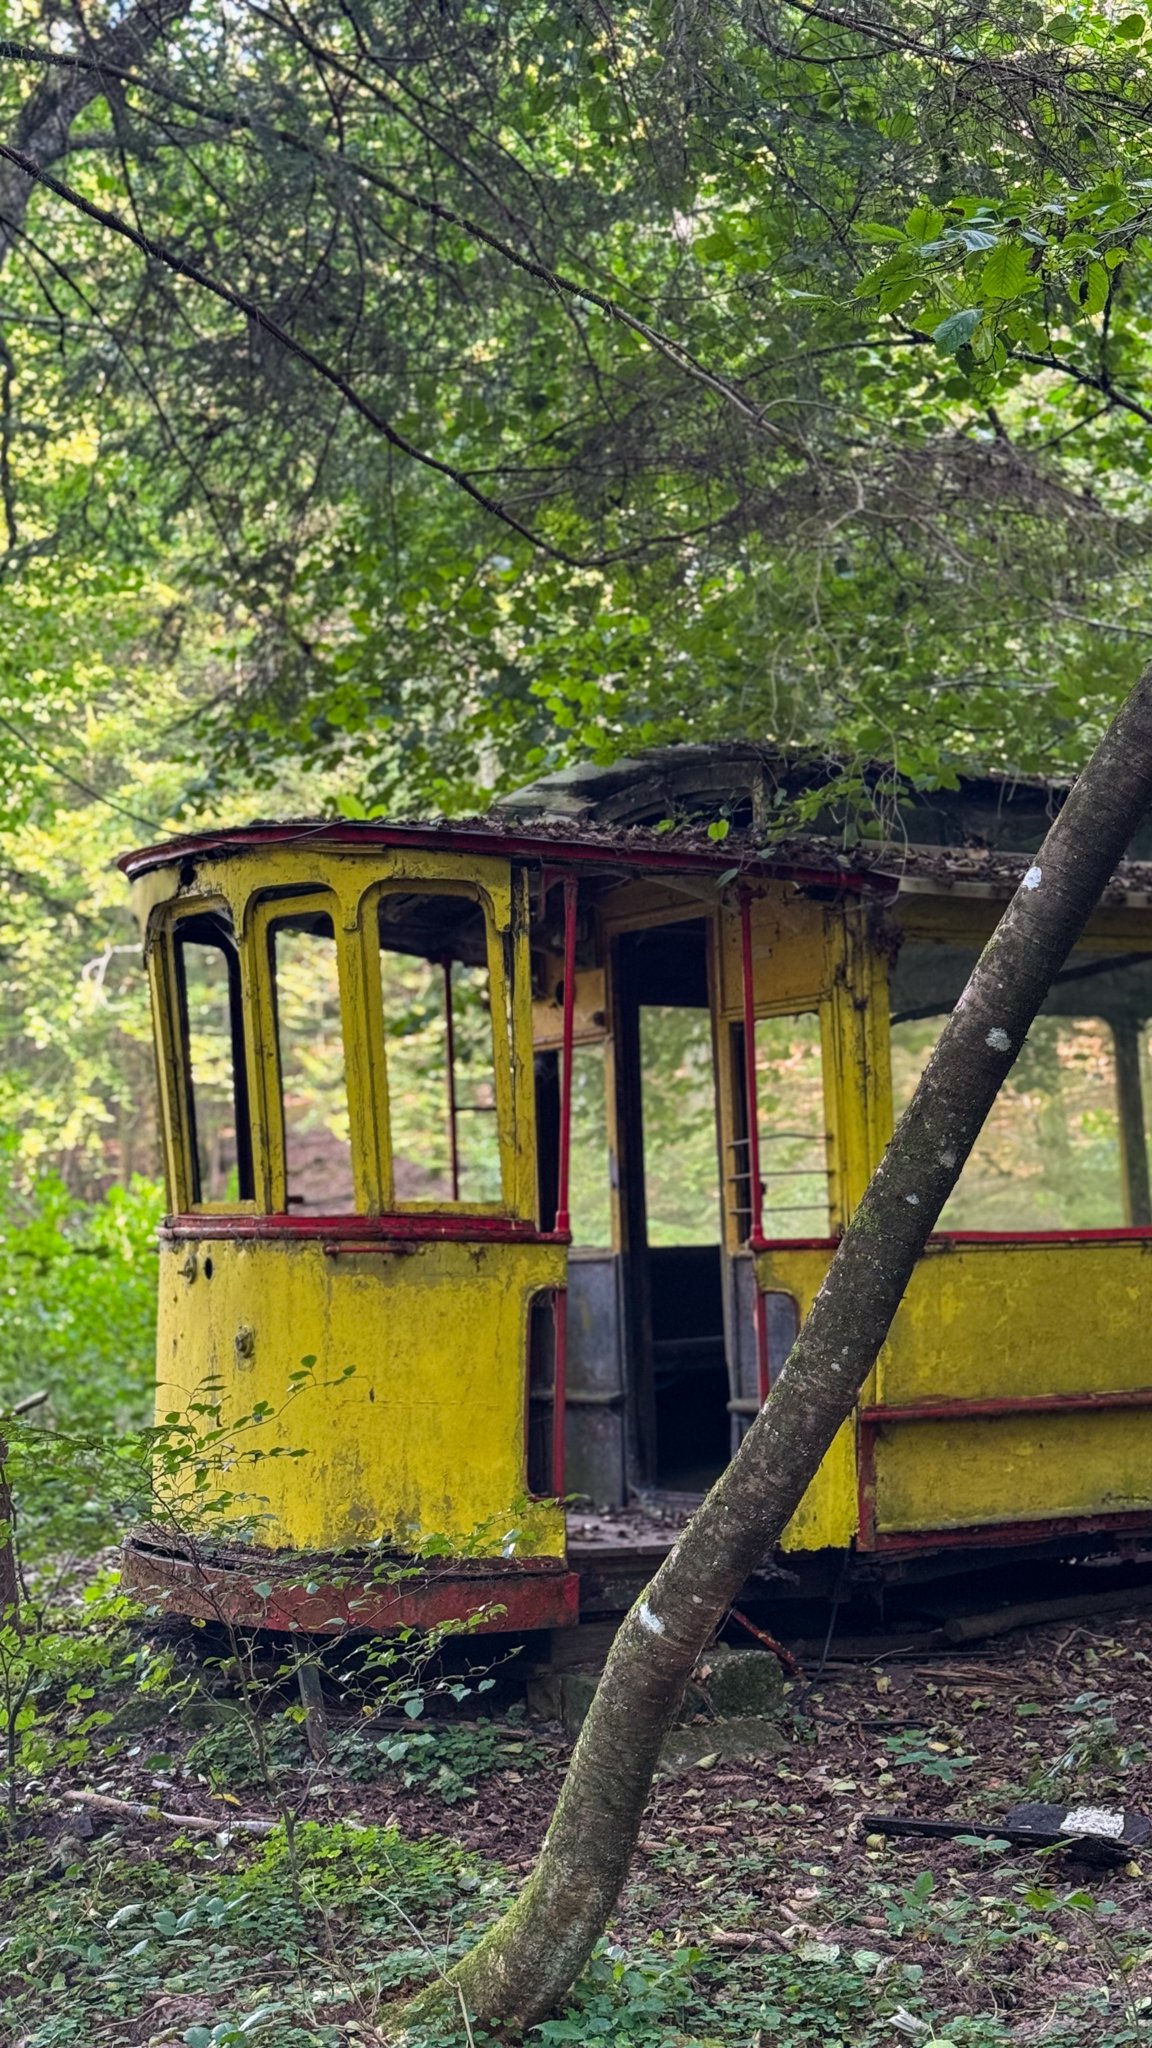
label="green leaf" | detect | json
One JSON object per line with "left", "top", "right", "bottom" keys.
{"left": 981, "top": 241, "right": 1029, "bottom": 300}
{"left": 931, "top": 307, "right": 981, "bottom": 354}
{"left": 693, "top": 226, "right": 738, "bottom": 262}
{"left": 884, "top": 109, "right": 917, "bottom": 141}
{"left": 707, "top": 818, "right": 730, "bottom": 841}
{"left": 183, "top": 2032, "right": 214, "bottom": 2048}
{"left": 1047, "top": 13, "right": 1078, "bottom": 40}
{"left": 1079, "top": 259, "right": 1110, "bottom": 315}
{"left": 904, "top": 204, "right": 945, "bottom": 242}
{"left": 856, "top": 221, "right": 905, "bottom": 243}
{"left": 1116, "top": 11, "right": 1146, "bottom": 35}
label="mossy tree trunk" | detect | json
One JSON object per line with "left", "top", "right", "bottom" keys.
{"left": 397, "top": 665, "right": 1152, "bottom": 2039}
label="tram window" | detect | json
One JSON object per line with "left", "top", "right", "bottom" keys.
{"left": 756, "top": 1013, "right": 830, "bottom": 1236}
{"left": 569, "top": 1043, "right": 612, "bottom": 1248}
{"left": 271, "top": 916, "right": 355, "bottom": 1214}
{"left": 890, "top": 939, "right": 1152, "bottom": 1229}
{"left": 174, "top": 919, "right": 254, "bottom": 1205}
{"left": 640, "top": 1006, "right": 721, "bottom": 1246}
{"left": 730, "top": 1013, "right": 830, "bottom": 1240}
{"left": 378, "top": 894, "right": 501, "bottom": 1204}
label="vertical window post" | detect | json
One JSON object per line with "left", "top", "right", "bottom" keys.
{"left": 554, "top": 876, "right": 579, "bottom": 1237}
{"left": 551, "top": 875, "right": 578, "bottom": 1495}
{"left": 739, "top": 890, "right": 771, "bottom": 1403}
{"left": 441, "top": 956, "right": 461, "bottom": 1203}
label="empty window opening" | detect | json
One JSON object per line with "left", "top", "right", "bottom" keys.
{"left": 569, "top": 1044, "right": 613, "bottom": 1247}
{"left": 730, "top": 1012, "right": 830, "bottom": 1241}
{"left": 378, "top": 893, "right": 501, "bottom": 1205}
{"left": 271, "top": 914, "right": 354, "bottom": 1215}
{"left": 536, "top": 1041, "right": 613, "bottom": 1244}
{"left": 891, "top": 941, "right": 1152, "bottom": 1229}
{"left": 174, "top": 915, "right": 254, "bottom": 1205}
{"left": 640, "top": 1006, "right": 722, "bottom": 1247}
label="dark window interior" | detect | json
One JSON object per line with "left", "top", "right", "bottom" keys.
{"left": 526, "top": 1294, "right": 557, "bottom": 1496}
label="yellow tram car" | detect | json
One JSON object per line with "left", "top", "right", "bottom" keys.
{"left": 120, "top": 747, "right": 1152, "bottom": 1635}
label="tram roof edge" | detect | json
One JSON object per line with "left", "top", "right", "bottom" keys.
{"left": 117, "top": 812, "right": 887, "bottom": 892}
{"left": 118, "top": 743, "right": 1152, "bottom": 902}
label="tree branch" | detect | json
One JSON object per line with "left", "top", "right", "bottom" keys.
{"left": 0, "top": 140, "right": 756, "bottom": 566}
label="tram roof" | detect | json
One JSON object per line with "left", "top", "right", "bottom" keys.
{"left": 119, "top": 744, "right": 1152, "bottom": 905}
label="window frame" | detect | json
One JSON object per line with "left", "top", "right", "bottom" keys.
{"left": 726, "top": 997, "right": 835, "bottom": 1249}
{"left": 888, "top": 932, "right": 1152, "bottom": 1244}
{"left": 249, "top": 889, "right": 370, "bottom": 1218}
{"left": 361, "top": 874, "right": 521, "bottom": 1217}
{"left": 156, "top": 900, "right": 259, "bottom": 1216}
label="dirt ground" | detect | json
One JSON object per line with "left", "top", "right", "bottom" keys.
{"left": 7, "top": 1603, "right": 1152, "bottom": 2045}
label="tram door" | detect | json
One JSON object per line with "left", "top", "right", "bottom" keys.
{"left": 614, "top": 920, "right": 730, "bottom": 1495}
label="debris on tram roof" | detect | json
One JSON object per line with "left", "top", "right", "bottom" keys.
{"left": 119, "top": 740, "right": 1152, "bottom": 899}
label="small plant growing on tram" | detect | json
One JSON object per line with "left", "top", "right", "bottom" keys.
{"left": 0, "top": 1354, "right": 502, "bottom": 1842}
{"left": 131, "top": 1358, "right": 507, "bottom": 1871}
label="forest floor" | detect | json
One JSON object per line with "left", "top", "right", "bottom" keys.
{"left": 3, "top": 1601, "right": 1152, "bottom": 2048}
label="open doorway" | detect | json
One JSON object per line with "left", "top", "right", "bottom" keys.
{"left": 615, "top": 920, "right": 729, "bottom": 1495}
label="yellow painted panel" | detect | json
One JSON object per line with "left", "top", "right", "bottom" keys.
{"left": 873, "top": 1410, "right": 1152, "bottom": 1533}
{"left": 878, "top": 1243, "right": 1152, "bottom": 1405}
{"left": 754, "top": 1246, "right": 857, "bottom": 1550}
{"left": 717, "top": 887, "right": 829, "bottom": 1018}
{"left": 155, "top": 1237, "right": 567, "bottom": 1557}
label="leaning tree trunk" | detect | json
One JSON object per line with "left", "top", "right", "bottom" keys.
{"left": 396, "top": 664, "right": 1152, "bottom": 2039}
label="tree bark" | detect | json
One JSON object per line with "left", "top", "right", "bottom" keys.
{"left": 395, "top": 663, "right": 1152, "bottom": 2038}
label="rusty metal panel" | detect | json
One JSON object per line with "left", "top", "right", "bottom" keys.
{"left": 122, "top": 1536, "right": 580, "bottom": 1635}
{"left": 155, "top": 1235, "right": 567, "bottom": 1559}
{"left": 878, "top": 1239, "right": 1152, "bottom": 1407}
{"left": 564, "top": 1251, "right": 626, "bottom": 1507}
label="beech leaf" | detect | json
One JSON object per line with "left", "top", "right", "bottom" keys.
{"left": 931, "top": 308, "right": 981, "bottom": 355}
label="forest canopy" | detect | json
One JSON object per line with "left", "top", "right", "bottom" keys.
{"left": 4, "top": 0, "right": 1152, "bottom": 1183}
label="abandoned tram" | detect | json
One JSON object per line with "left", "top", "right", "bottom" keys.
{"left": 119, "top": 749, "right": 1152, "bottom": 1637}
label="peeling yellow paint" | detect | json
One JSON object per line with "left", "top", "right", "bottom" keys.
{"left": 880, "top": 1242, "right": 1152, "bottom": 1407}
{"left": 873, "top": 1409, "right": 1152, "bottom": 1535}
{"left": 156, "top": 1237, "right": 567, "bottom": 1555}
